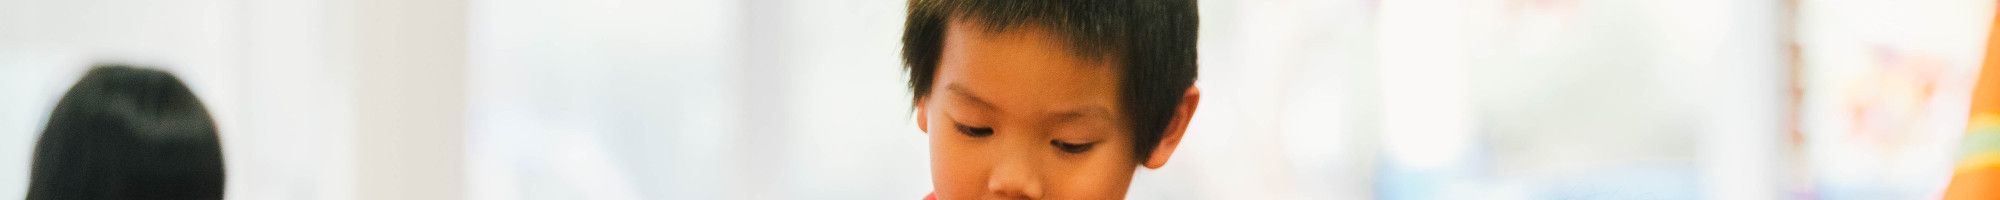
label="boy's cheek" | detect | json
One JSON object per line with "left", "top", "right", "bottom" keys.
{"left": 929, "top": 139, "right": 989, "bottom": 199}
{"left": 931, "top": 173, "right": 985, "bottom": 200}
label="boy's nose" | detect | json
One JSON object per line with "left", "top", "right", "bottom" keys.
{"left": 986, "top": 166, "right": 1043, "bottom": 199}
{"left": 987, "top": 144, "right": 1044, "bottom": 199}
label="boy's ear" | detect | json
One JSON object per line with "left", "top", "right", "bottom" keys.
{"left": 1144, "top": 86, "right": 1200, "bottom": 169}
{"left": 916, "top": 98, "right": 930, "bottom": 134}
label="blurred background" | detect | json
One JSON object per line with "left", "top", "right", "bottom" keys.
{"left": 0, "top": 0, "right": 1993, "bottom": 199}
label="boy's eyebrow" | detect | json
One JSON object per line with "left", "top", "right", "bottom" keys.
{"left": 947, "top": 84, "right": 997, "bottom": 110}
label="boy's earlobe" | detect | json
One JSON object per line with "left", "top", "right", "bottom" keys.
{"left": 1144, "top": 86, "right": 1200, "bottom": 169}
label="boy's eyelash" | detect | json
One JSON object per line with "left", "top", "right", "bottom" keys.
{"left": 954, "top": 122, "right": 1091, "bottom": 153}
{"left": 957, "top": 124, "right": 994, "bottom": 137}
{"left": 1052, "top": 140, "right": 1094, "bottom": 154}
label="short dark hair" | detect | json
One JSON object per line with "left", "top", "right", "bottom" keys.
{"left": 902, "top": 0, "right": 1199, "bottom": 162}
{"left": 29, "top": 64, "right": 224, "bottom": 199}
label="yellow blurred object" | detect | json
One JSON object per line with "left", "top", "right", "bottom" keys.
{"left": 1941, "top": 7, "right": 2000, "bottom": 198}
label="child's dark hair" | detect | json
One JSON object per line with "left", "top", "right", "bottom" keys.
{"left": 901, "top": 0, "right": 1199, "bottom": 162}
{"left": 29, "top": 64, "right": 224, "bottom": 199}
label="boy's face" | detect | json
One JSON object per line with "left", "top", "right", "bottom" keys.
{"left": 917, "top": 20, "right": 1140, "bottom": 199}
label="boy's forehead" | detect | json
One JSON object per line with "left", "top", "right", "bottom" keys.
{"left": 938, "top": 19, "right": 1122, "bottom": 117}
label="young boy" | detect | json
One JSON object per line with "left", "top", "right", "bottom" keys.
{"left": 902, "top": 0, "right": 1200, "bottom": 199}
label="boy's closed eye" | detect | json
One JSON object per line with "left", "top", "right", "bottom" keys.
{"left": 955, "top": 124, "right": 994, "bottom": 137}
{"left": 1052, "top": 140, "right": 1094, "bottom": 154}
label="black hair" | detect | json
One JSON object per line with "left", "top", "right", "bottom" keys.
{"left": 902, "top": 0, "right": 1199, "bottom": 162}
{"left": 28, "top": 64, "right": 224, "bottom": 199}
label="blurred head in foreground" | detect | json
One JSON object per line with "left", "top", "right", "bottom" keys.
{"left": 902, "top": 0, "right": 1201, "bottom": 199}
{"left": 28, "top": 64, "right": 224, "bottom": 199}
